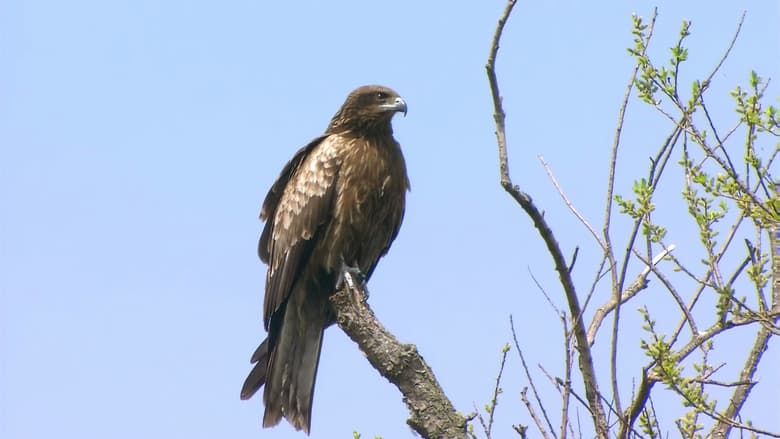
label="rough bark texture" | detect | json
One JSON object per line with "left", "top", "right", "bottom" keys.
{"left": 330, "top": 279, "right": 467, "bottom": 439}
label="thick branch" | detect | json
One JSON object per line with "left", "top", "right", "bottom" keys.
{"left": 709, "top": 326, "right": 771, "bottom": 438}
{"left": 619, "top": 369, "right": 655, "bottom": 439}
{"left": 330, "top": 279, "right": 467, "bottom": 439}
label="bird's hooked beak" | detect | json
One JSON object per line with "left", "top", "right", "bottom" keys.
{"left": 380, "top": 96, "right": 407, "bottom": 117}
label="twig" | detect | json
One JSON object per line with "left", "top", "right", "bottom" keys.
{"left": 702, "top": 12, "right": 746, "bottom": 91}
{"left": 581, "top": 255, "right": 609, "bottom": 337}
{"left": 600, "top": 13, "right": 658, "bottom": 426}
{"left": 670, "top": 365, "right": 780, "bottom": 439}
{"left": 631, "top": 247, "right": 699, "bottom": 338}
{"left": 710, "top": 325, "right": 775, "bottom": 438}
{"left": 481, "top": 344, "right": 511, "bottom": 438}
{"left": 609, "top": 121, "right": 683, "bottom": 421}
{"left": 699, "top": 94, "right": 737, "bottom": 173}
{"left": 568, "top": 246, "right": 579, "bottom": 274}
{"left": 689, "top": 378, "right": 755, "bottom": 388}
{"left": 603, "top": 8, "right": 657, "bottom": 270}
{"left": 513, "top": 423, "right": 529, "bottom": 438}
{"left": 528, "top": 267, "right": 563, "bottom": 316}
{"left": 649, "top": 395, "right": 662, "bottom": 439}
{"left": 539, "top": 155, "right": 606, "bottom": 251}
{"left": 764, "top": 145, "right": 779, "bottom": 178}
{"left": 587, "top": 245, "right": 675, "bottom": 344}
{"left": 521, "top": 388, "right": 553, "bottom": 439}
{"left": 560, "top": 314, "right": 573, "bottom": 439}
{"left": 604, "top": 112, "right": 682, "bottom": 430}
{"left": 486, "top": 0, "right": 517, "bottom": 188}
{"left": 510, "top": 316, "right": 556, "bottom": 438}
{"left": 669, "top": 208, "right": 745, "bottom": 346}
{"left": 565, "top": 386, "right": 593, "bottom": 416}
{"left": 668, "top": 211, "right": 746, "bottom": 348}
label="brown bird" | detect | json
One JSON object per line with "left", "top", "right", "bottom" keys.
{"left": 241, "top": 85, "right": 409, "bottom": 433}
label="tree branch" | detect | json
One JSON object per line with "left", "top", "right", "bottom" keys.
{"left": 511, "top": 316, "right": 556, "bottom": 438}
{"left": 711, "top": 182, "right": 780, "bottom": 438}
{"left": 478, "top": 344, "right": 511, "bottom": 439}
{"left": 330, "top": 277, "right": 467, "bottom": 439}
{"left": 520, "top": 388, "right": 553, "bottom": 439}
{"left": 486, "top": 1, "right": 609, "bottom": 437}
{"left": 539, "top": 155, "right": 606, "bottom": 251}
{"left": 587, "top": 245, "right": 675, "bottom": 345}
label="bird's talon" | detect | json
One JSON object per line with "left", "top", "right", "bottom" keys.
{"left": 337, "top": 263, "right": 370, "bottom": 300}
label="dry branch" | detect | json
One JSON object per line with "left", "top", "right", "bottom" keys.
{"left": 486, "top": 1, "right": 609, "bottom": 437}
{"left": 330, "top": 275, "right": 467, "bottom": 439}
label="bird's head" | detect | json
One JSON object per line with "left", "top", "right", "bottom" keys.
{"left": 327, "top": 85, "right": 407, "bottom": 134}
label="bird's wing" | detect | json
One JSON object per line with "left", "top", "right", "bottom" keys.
{"left": 362, "top": 139, "right": 409, "bottom": 281}
{"left": 259, "top": 135, "right": 341, "bottom": 330}
{"left": 258, "top": 135, "right": 327, "bottom": 263}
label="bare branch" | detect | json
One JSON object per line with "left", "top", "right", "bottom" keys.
{"left": 689, "top": 378, "right": 755, "bottom": 388}
{"left": 528, "top": 267, "right": 564, "bottom": 317}
{"left": 486, "top": 0, "right": 518, "bottom": 188}
{"left": 511, "top": 316, "right": 556, "bottom": 438}
{"left": 521, "top": 388, "right": 553, "bottom": 439}
{"left": 560, "top": 315, "right": 573, "bottom": 439}
{"left": 330, "top": 276, "right": 466, "bottom": 439}
{"left": 539, "top": 155, "right": 606, "bottom": 251}
{"left": 486, "top": 3, "right": 609, "bottom": 435}
{"left": 568, "top": 246, "right": 579, "bottom": 274}
{"left": 702, "top": 11, "right": 746, "bottom": 90}
{"left": 587, "top": 245, "right": 675, "bottom": 344}
{"left": 699, "top": 94, "right": 738, "bottom": 173}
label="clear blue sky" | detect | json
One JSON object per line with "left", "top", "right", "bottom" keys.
{"left": 1, "top": 1, "right": 778, "bottom": 438}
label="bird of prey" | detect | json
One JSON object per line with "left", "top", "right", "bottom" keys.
{"left": 241, "top": 85, "right": 409, "bottom": 434}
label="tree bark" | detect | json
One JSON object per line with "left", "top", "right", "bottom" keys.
{"left": 330, "top": 277, "right": 467, "bottom": 439}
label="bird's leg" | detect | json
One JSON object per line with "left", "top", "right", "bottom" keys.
{"left": 336, "top": 260, "right": 369, "bottom": 301}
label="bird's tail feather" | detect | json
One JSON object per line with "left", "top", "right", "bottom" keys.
{"left": 240, "top": 339, "right": 269, "bottom": 400}
{"left": 262, "top": 291, "right": 326, "bottom": 434}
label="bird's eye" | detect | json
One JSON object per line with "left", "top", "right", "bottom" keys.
{"left": 376, "top": 91, "right": 389, "bottom": 100}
